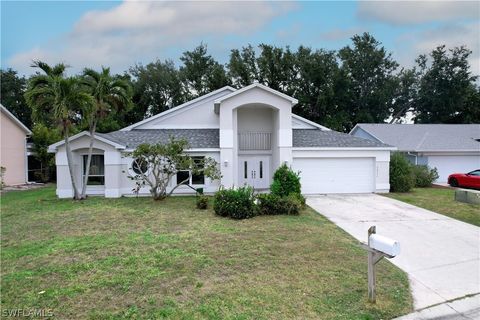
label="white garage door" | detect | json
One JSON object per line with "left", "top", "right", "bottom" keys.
{"left": 427, "top": 155, "right": 480, "bottom": 183}
{"left": 292, "top": 157, "right": 375, "bottom": 194}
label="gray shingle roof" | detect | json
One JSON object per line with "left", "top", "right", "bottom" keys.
{"left": 99, "top": 129, "right": 219, "bottom": 149}
{"left": 354, "top": 124, "right": 480, "bottom": 152}
{"left": 98, "top": 128, "right": 392, "bottom": 149}
{"left": 293, "top": 129, "right": 393, "bottom": 148}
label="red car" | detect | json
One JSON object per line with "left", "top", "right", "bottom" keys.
{"left": 448, "top": 170, "right": 480, "bottom": 189}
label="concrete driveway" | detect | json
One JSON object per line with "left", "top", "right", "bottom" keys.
{"left": 307, "top": 194, "right": 480, "bottom": 310}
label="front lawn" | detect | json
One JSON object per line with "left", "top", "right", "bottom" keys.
{"left": 385, "top": 187, "right": 480, "bottom": 227}
{"left": 1, "top": 186, "right": 412, "bottom": 319}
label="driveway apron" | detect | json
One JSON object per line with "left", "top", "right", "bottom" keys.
{"left": 307, "top": 194, "right": 480, "bottom": 310}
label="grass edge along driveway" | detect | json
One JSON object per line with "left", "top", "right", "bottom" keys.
{"left": 385, "top": 187, "right": 480, "bottom": 227}
{"left": 1, "top": 186, "right": 412, "bottom": 319}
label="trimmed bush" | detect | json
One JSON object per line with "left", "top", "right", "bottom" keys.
{"left": 270, "top": 164, "right": 301, "bottom": 197}
{"left": 390, "top": 152, "right": 415, "bottom": 192}
{"left": 257, "top": 193, "right": 301, "bottom": 216}
{"left": 196, "top": 195, "right": 209, "bottom": 210}
{"left": 213, "top": 186, "right": 256, "bottom": 219}
{"left": 290, "top": 192, "right": 306, "bottom": 208}
{"left": 412, "top": 165, "right": 439, "bottom": 187}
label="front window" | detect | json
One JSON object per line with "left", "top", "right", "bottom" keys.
{"left": 192, "top": 157, "right": 205, "bottom": 185}
{"left": 468, "top": 170, "right": 480, "bottom": 176}
{"left": 83, "top": 155, "right": 105, "bottom": 185}
{"left": 176, "top": 170, "right": 190, "bottom": 185}
{"left": 175, "top": 156, "right": 205, "bottom": 185}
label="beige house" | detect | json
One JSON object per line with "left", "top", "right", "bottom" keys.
{"left": 1, "top": 104, "right": 31, "bottom": 186}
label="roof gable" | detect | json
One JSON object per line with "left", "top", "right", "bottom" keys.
{"left": 292, "top": 114, "right": 331, "bottom": 131}
{"left": 121, "top": 86, "right": 235, "bottom": 131}
{"left": 213, "top": 82, "right": 298, "bottom": 108}
{"left": 0, "top": 104, "right": 31, "bottom": 134}
{"left": 48, "top": 131, "right": 126, "bottom": 152}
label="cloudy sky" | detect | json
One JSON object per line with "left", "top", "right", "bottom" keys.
{"left": 1, "top": 1, "right": 479, "bottom": 76}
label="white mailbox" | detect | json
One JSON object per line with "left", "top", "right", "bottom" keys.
{"left": 369, "top": 234, "right": 400, "bottom": 257}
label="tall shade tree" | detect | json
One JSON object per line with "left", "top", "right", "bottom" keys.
{"left": 180, "top": 44, "right": 230, "bottom": 99}
{"left": 25, "top": 61, "right": 93, "bottom": 199}
{"left": 257, "top": 44, "right": 297, "bottom": 94}
{"left": 338, "top": 33, "right": 399, "bottom": 131}
{"left": 228, "top": 45, "right": 259, "bottom": 88}
{"left": 81, "top": 67, "right": 132, "bottom": 198}
{"left": 0, "top": 69, "right": 31, "bottom": 127}
{"left": 129, "top": 60, "right": 184, "bottom": 118}
{"left": 294, "top": 46, "right": 343, "bottom": 130}
{"left": 414, "top": 45, "right": 479, "bottom": 123}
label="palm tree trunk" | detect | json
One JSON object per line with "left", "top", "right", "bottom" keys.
{"left": 64, "top": 130, "right": 80, "bottom": 199}
{"left": 81, "top": 119, "right": 97, "bottom": 198}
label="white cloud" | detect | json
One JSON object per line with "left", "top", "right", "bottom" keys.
{"left": 393, "top": 22, "right": 479, "bottom": 76}
{"left": 358, "top": 1, "right": 479, "bottom": 25}
{"left": 9, "top": 1, "right": 296, "bottom": 75}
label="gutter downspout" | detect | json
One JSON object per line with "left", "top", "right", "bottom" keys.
{"left": 407, "top": 152, "right": 418, "bottom": 165}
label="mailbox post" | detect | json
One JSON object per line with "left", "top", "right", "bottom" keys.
{"left": 363, "top": 226, "right": 400, "bottom": 303}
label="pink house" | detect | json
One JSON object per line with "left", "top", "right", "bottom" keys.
{"left": 1, "top": 104, "right": 31, "bottom": 186}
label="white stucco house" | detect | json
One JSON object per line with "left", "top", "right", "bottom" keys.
{"left": 49, "top": 83, "right": 394, "bottom": 198}
{"left": 350, "top": 123, "right": 480, "bottom": 183}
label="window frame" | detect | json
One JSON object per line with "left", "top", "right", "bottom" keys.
{"left": 175, "top": 156, "right": 206, "bottom": 186}
{"left": 82, "top": 154, "right": 105, "bottom": 186}
{"left": 130, "top": 157, "right": 150, "bottom": 176}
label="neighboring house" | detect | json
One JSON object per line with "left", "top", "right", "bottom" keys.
{"left": 0, "top": 104, "right": 32, "bottom": 186}
{"left": 350, "top": 124, "right": 480, "bottom": 183}
{"left": 48, "top": 83, "right": 394, "bottom": 198}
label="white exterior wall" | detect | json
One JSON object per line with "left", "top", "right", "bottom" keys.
{"left": 119, "top": 151, "right": 221, "bottom": 196}
{"left": 218, "top": 87, "right": 293, "bottom": 188}
{"left": 133, "top": 90, "right": 232, "bottom": 129}
{"left": 55, "top": 136, "right": 117, "bottom": 198}
{"left": 292, "top": 149, "right": 391, "bottom": 193}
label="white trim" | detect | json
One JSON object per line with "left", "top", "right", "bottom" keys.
{"left": 121, "top": 86, "right": 236, "bottom": 131}
{"left": 292, "top": 114, "right": 331, "bottom": 131}
{"left": 213, "top": 82, "right": 298, "bottom": 106}
{"left": 123, "top": 148, "right": 221, "bottom": 153}
{"left": 48, "top": 131, "right": 126, "bottom": 153}
{"left": 0, "top": 104, "right": 31, "bottom": 134}
{"left": 292, "top": 147, "right": 397, "bottom": 151}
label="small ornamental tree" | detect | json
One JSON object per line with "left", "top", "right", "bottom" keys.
{"left": 126, "top": 137, "right": 221, "bottom": 200}
{"left": 270, "top": 163, "right": 301, "bottom": 197}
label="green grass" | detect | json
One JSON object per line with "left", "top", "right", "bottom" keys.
{"left": 1, "top": 186, "right": 412, "bottom": 319}
{"left": 385, "top": 187, "right": 480, "bottom": 227}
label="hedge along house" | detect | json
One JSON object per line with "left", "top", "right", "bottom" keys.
{"left": 48, "top": 83, "right": 394, "bottom": 198}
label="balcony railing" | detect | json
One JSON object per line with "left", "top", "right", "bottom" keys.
{"left": 238, "top": 132, "right": 272, "bottom": 150}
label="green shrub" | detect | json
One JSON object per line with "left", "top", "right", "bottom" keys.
{"left": 390, "top": 152, "right": 415, "bottom": 192}
{"left": 257, "top": 193, "right": 281, "bottom": 215}
{"left": 271, "top": 164, "right": 301, "bottom": 197}
{"left": 196, "top": 195, "right": 209, "bottom": 210}
{"left": 257, "top": 193, "right": 301, "bottom": 216}
{"left": 412, "top": 165, "right": 439, "bottom": 187}
{"left": 213, "top": 186, "right": 256, "bottom": 219}
{"left": 290, "top": 192, "right": 306, "bottom": 208}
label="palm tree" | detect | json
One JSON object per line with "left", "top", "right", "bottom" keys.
{"left": 81, "top": 67, "right": 131, "bottom": 198}
{"left": 25, "top": 61, "right": 93, "bottom": 200}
